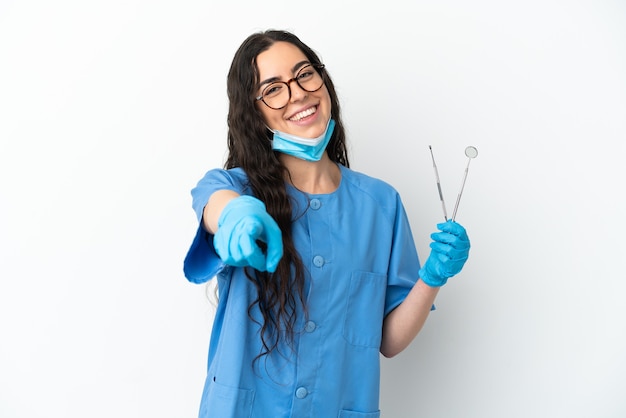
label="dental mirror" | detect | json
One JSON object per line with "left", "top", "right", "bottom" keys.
{"left": 451, "top": 146, "right": 478, "bottom": 221}
{"left": 465, "top": 146, "right": 478, "bottom": 159}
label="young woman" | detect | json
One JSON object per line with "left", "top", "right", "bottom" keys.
{"left": 183, "top": 29, "right": 470, "bottom": 418}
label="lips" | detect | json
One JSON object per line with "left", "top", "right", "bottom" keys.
{"left": 289, "top": 105, "right": 317, "bottom": 122}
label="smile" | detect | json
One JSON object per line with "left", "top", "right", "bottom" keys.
{"left": 289, "top": 106, "right": 317, "bottom": 122}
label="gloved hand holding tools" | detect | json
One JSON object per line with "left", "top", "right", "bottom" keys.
{"left": 419, "top": 220, "right": 470, "bottom": 287}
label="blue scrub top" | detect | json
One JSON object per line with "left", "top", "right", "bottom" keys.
{"left": 184, "top": 164, "right": 422, "bottom": 418}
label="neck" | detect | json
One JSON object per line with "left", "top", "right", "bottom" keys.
{"left": 279, "top": 153, "right": 341, "bottom": 194}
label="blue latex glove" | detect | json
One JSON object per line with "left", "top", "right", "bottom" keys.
{"left": 419, "top": 220, "right": 470, "bottom": 287}
{"left": 213, "top": 195, "right": 283, "bottom": 272}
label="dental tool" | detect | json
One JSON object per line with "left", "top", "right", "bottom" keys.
{"left": 428, "top": 145, "right": 478, "bottom": 221}
{"left": 451, "top": 146, "right": 478, "bottom": 221}
{"left": 428, "top": 145, "right": 448, "bottom": 221}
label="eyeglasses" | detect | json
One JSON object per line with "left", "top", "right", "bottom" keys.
{"left": 255, "top": 64, "right": 325, "bottom": 110}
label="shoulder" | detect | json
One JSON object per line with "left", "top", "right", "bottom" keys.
{"left": 339, "top": 165, "right": 401, "bottom": 204}
{"left": 193, "top": 167, "right": 251, "bottom": 194}
{"left": 197, "top": 167, "right": 249, "bottom": 185}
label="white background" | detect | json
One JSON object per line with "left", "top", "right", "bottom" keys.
{"left": 1, "top": 1, "right": 625, "bottom": 417}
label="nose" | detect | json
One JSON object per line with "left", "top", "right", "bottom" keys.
{"left": 287, "top": 79, "right": 308, "bottom": 102}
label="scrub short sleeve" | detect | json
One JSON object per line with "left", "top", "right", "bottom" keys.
{"left": 182, "top": 168, "right": 249, "bottom": 283}
{"left": 384, "top": 194, "right": 422, "bottom": 316}
{"left": 184, "top": 224, "right": 226, "bottom": 283}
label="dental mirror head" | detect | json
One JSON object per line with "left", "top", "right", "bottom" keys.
{"left": 465, "top": 146, "right": 478, "bottom": 159}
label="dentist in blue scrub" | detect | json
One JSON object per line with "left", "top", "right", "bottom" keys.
{"left": 184, "top": 30, "right": 471, "bottom": 418}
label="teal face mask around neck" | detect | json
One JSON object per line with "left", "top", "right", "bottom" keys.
{"left": 271, "top": 119, "right": 335, "bottom": 162}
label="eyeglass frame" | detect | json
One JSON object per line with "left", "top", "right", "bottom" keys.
{"left": 255, "top": 64, "right": 326, "bottom": 110}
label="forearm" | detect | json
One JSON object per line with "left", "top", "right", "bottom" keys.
{"left": 380, "top": 279, "right": 440, "bottom": 358}
{"left": 202, "top": 190, "right": 241, "bottom": 234}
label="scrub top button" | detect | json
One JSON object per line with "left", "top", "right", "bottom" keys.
{"left": 304, "top": 321, "right": 316, "bottom": 332}
{"left": 309, "top": 199, "right": 321, "bottom": 210}
{"left": 295, "top": 387, "right": 308, "bottom": 399}
{"left": 313, "top": 255, "right": 324, "bottom": 267}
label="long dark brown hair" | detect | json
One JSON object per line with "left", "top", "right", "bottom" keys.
{"left": 225, "top": 30, "right": 349, "bottom": 361}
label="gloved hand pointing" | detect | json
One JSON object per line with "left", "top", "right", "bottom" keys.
{"left": 213, "top": 195, "right": 283, "bottom": 272}
{"left": 419, "top": 220, "right": 470, "bottom": 287}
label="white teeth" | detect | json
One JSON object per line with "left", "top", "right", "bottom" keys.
{"left": 290, "top": 106, "right": 316, "bottom": 121}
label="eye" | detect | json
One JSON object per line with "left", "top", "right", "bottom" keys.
{"left": 297, "top": 66, "right": 315, "bottom": 81}
{"left": 263, "top": 83, "right": 285, "bottom": 98}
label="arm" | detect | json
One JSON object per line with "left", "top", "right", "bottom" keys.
{"left": 380, "top": 220, "right": 470, "bottom": 358}
{"left": 202, "top": 189, "right": 241, "bottom": 233}
{"left": 380, "top": 280, "right": 439, "bottom": 358}
{"left": 183, "top": 189, "right": 240, "bottom": 284}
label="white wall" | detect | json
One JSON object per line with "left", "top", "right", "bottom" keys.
{"left": 1, "top": 1, "right": 625, "bottom": 417}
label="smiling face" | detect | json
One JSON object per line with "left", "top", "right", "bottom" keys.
{"left": 255, "top": 41, "right": 332, "bottom": 139}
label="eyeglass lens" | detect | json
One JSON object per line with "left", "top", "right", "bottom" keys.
{"left": 261, "top": 65, "right": 323, "bottom": 109}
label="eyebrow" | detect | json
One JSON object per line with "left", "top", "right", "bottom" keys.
{"left": 258, "top": 60, "right": 311, "bottom": 88}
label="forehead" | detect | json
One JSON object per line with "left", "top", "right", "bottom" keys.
{"left": 256, "top": 42, "right": 308, "bottom": 78}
